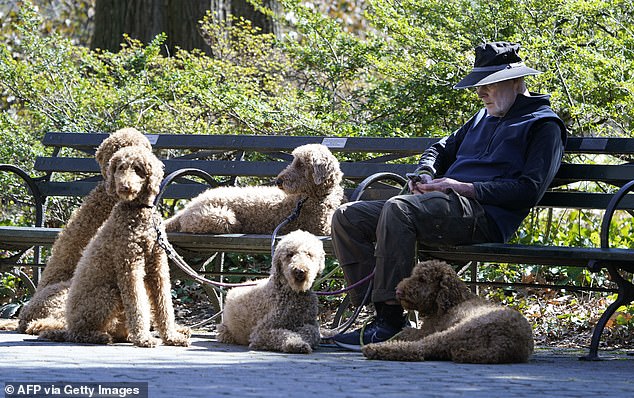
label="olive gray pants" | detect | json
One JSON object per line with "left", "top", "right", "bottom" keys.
{"left": 331, "top": 190, "right": 502, "bottom": 306}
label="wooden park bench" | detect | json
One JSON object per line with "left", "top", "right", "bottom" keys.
{"left": 1, "top": 132, "right": 633, "bottom": 360}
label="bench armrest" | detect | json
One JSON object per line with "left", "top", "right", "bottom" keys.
{"left": 154, "top": 168, "right": 220, "bottom": 206}
{"left": 599, "top": 178, "right": 634, "bottom": 250}
{"left": 0, "top": 164, "right": 45, "bottom": 227}
{"left": 349, "top": 172, "right": 407, "bottom": 202}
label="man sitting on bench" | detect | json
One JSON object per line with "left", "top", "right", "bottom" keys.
{"left": 331, "top": 41, "right": 567, "bottom": 351}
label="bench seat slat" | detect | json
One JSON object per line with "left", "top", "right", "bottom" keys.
{"left": 4, "top": 226, "right": 631, "bottom": 271}
{"left": 0, "top": 227, "right": 334, "bottom": 255}
{"left": 424, "top": 244, "right": 634, "bottom": 272}
{"left": 3, "top": 227, "right": 631, "bottom": 276}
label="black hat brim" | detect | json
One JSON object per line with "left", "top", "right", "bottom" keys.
{"left": 454, "top": 65, "right": 542, "bottom": 89}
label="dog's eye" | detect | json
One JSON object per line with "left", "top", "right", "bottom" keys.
{"left": 134, "top": 166, "right": 146, "bottom": 177}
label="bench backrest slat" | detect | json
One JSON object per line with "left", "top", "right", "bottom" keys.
{"left": 42, "top": 132, "right": 436, "bottom": 154}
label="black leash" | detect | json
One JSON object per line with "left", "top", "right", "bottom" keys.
{"left": 152, "top": 214, "right": 257, "bottom": 292}
{"left": 152, "top": 197, "right": 308, "bottom": 291}
{"left": 270, "top": 197, "right": 307, "bottom": 257}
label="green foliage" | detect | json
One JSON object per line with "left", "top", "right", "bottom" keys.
{"left": 0, "top": 272, "right": 29, "bottom": 306}
{"left": 5, "top": 1, "right": 634, "bottom": 143}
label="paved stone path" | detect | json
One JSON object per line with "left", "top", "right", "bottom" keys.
{"left": 1, "top": 331, "right": 633, "bottom": 397}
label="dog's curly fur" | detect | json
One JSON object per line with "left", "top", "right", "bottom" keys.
{"left": 216, "top": 230, "right": 325, "bottom": 354}
{"left": 164, "top": 144, "right": 345, "bottom": 235}
{"left": 38, "top": 146, "right": 190, "bottom": 347}
{"left": 362, "top": 260, "right": 534, "bottom": 363}
{"left": 2, "top": 128, "right": 152, "bottom": 334}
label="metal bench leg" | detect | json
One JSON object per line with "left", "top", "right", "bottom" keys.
{"left": 580, "top": 265, "right": 634, "bottom": 361}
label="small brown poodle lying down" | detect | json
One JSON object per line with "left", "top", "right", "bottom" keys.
{"left": 362, "top": 260, "right": 534, "bottom": 363}
{"left": 216, "top": 230, "right": 326, "bottom": 353}
{"left": 2, "top": 128, "right": 152, "bottom": 334}
{"left": 39, "top": 146, "right": 190, "bottom": 347}
{"left": 165, "top": 144, "right": 345, "bottom": 235}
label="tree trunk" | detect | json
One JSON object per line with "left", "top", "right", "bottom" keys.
{"left": 165, "top": 1, "right": 213, "bottom": 54}
{"left": 91, "top": 0, "right": 212, "bottom": 54}
{"left": 230, "top": 0, "right": 278, "bottom": 36}
{"left": 91, "top": 0, "right": 276, "bottom": 54}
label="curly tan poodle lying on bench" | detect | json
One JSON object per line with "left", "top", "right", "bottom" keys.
{"left": 362, "top": 260, "right": 534, "bottom": 363}
{"left": 39, "top": 146, "right": 189, "bottom": 347}
{"left": 165, "top": 144, "right": 345, "bottom": 235}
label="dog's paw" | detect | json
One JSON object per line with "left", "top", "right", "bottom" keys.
{"left": 133, "top": 334, "right": 161, "bottom": 348}
{"left": 175, "top": 324, "right": 192, "bottom": 338}
{"left": 362, "top": 343, "right": 424, "bottom": 361}
{"left": 361, "top": 343, "right": 381, "bottom": 360}
{"left": 0, "top": 319, "right": 19, "bottom": 331}
{"left": 163, "top": 332, "right": 191, "bottom": 347}
{"left": 26, "top": 318, "right": 65, "bottom": 335}
{"left": 281, "top": 336, "right": 312, "bottom": 354}
{"left": 38, "top": 330, "right": 68, "bottom": 342}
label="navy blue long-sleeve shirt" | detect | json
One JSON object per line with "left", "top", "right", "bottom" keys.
{"left": 416, "top": 93, "right": 567, "bottom": 242}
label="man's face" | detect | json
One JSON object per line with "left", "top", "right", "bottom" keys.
{"left": 475, "top": 79, "right": 518, "bottom": 117}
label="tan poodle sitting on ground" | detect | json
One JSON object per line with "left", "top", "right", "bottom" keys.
{"left": 216, "top": 230, "right": 325, "bottom": 354}
{"left": 165, "top": 144, "right": 345, "bottom": 235}
{"left": 0, "top": 128, "right": 151, "bottom": 334}
{"left": 39, "top": 146, "right": 190, "bottom": 347}
{"left": 362, "top": 260, "right": 534, "bottom": 363}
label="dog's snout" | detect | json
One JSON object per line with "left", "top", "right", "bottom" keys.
{"left": 118, "top": 183, "right": 132, "bottom": 193}
{"left": 292, "top": 268, "right": 307, "bottom": 281}
{"left": 396, "top": 288, "right": 403, "bottom": 299}
{"left": 275, "top": 178, "right": 284, "bottom": 188}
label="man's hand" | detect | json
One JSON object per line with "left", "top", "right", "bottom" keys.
{"left": 408, "top": 173, "right": 432, "bottom": 193}
{"left": 410, "top": 177, "right": 475, "bottom": 198}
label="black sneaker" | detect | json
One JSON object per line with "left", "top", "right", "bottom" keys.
{"left": 332, "top": 317, "right": 403, "bottom": 351}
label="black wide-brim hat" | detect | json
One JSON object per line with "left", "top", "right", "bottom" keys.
{"left": 454, "top": 42, "right": 542, "bottom": 89}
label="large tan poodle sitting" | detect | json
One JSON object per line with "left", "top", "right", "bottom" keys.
{"left": 362, "top": 260, "right": 534, "bottom": 363}
{"left": 0, "top": 128, "right": 151, "bottom": 334}
{"left": 164, "top": 144, "right": 345, "bottom": 235}
{"left": 38, "top": 146, "right": 190, "bottom": 347}
{"left": 216, "top": 230, "right": 325, "bottom": 354}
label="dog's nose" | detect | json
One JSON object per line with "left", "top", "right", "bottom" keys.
{"left": 292, "top": 268, "right": 306, "bottom": 282}
{"left": 395, "top": 288, "right": 403, "bottom": 299}
{"left": 275, "top": 178, "right": 283, "bottom": 188}
{"left": 118, "top": 184, "right": 132, "bottom": 193}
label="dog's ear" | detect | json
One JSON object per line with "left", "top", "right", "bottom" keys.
{"left": 105, "top": 156, "right": 119, "bottom": 197}
{"left": 435, "top": 271, "right": 469, "bottom": 314}
{"left": 139, "top": 153, "right": 164, "bottom": 206}
{"left": 311, "top": 155, "right": 327, "bottom": 185}
{"left": 270, "top": 247, "right": 282, "bottom": 277}
{"left": 312, "top": 148, "right": 340, "bottom": 186}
